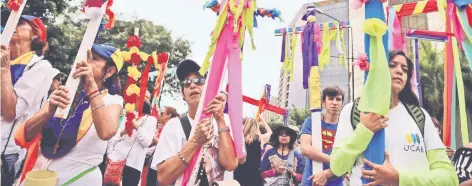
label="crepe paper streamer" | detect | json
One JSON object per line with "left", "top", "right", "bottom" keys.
{"left": 443, "top": 15, "right": 454, "bottom": 147}
{"left": 184, "top": 4, "right": 246, "bottom": 185}
{"left": 265, "top": 84, "right": 271, "bottom": 101}
{"left": 254, "top": 84, "right": 271, "bottom": 121}
{"left": 54, "top": 2, "right": 108, "bottom": 119}
{"left": 282, "top": 32, "right": 297, "bottom": 82}
{"left": 1, "top": 0, "right": 27, "bottom": 46}
{"left": 453, "top": 0, "right": 472, "bottom": 9}
{"left": 360, "top": 18, "right": 390, "bottom": 185}
{"left": 337, "top": 27, "right": 348, "bottom": 68}
{"left": 241, "top": 94, "right": 285, "bottom": 115}
{"left": 280, "top": 32, "right": 286, "bottom": 62}
{"left": 351, "top": 0, "right": 387, "bottom": 9}
{"left": 274, "top": 21, "right": 350, "bottom": 36}
{"left": 452, "top": 36, "right": 469, "bottom": 145}
{"left": 319, "top": 23, "right": 340, "bottom": 72}
{"left": 456, "top": 6, "right": 472, "bottom": 70}
{"left": 309, "top": 66, "right": 323, "bottom": 175}
{"left": 392, "top": 0, "right": 438, "bottom": 17}
{"left": 302, "top": 14, "right": 319, "bottom": 89}
{"left": 449, "top": 7, "right": 466, "bottom": 50}
{"left": 451, "top": 66, "right": 457, "bottom": 149}
{"left": 412, "top": 39, "right": 423, "bottom": 106}
{"left": 150, "top": 53, "right": 169, "bottom": 119}
{"left": 387, "top": 7, "right": 404, "bottom": 50}
{"left": 203, "top": 0, "right": 282, "bottom": 20}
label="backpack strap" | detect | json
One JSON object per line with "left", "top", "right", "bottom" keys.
{"left": 404, "top": 103, "right": 425, "bottom": 137}
{"left": 350, "top": 97, "right": 425, "bottom": 136}
{"left": 179, "top": 116, "right": 192, "bottom": 140}
{"left": 350, "top": 97, "right": 362, "bottom": 130}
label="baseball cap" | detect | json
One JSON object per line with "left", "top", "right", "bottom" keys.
{"left": 1, "top": 9, "right": 47, "bottom": 42}
{"left": 91, "top": 44, "right": 124, "bottom": 72}
{"left": 176, "top": 59, "right": 202, "bottom": 82}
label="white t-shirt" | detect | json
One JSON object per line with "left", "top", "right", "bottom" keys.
{"left": 333, "top": 102, "right": 445, "bottom": 186}
{"left": 150, "top": 114, "right": 233, "bottom": 185}
{"left": 25, "top": 94, "right": 123, "bottom": 186}
{"left": 108, "top": 114, "right": 157, "bottom": 171}
{"left": 1, "top": 55, "right": 54, "bottom": 155}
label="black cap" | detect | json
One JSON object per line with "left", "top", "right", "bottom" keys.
{"left": 176, "top": 59, "right": 201, "bottom": 82}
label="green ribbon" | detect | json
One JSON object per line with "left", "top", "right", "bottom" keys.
{"left": 358, "top": 18, "right": 391, "bottom": 116}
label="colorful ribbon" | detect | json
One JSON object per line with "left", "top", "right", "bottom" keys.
{"left": 360, "top": 18, "right": 390, "bottom": 184}
{"left": 302, "top": 14, "right": 318, "bottom": 89}
{"left": 388, "top": 7, "right": 404, "bottom": 50}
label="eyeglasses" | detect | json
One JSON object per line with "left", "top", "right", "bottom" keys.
{"left": 180, "top": 77, "right": 205, "bottom": 88}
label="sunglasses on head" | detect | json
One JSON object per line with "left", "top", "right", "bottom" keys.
{"left": 180, "top": 77, "right": 205, "bottom": 87}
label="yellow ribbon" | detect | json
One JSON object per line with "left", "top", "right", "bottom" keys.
{"left": 319, "top": 23, "right": 338, "bottom": 71}
{"left": 200, "top": 1, "right": 229, "bottom": 76}
{"left": 282, "top": 32, "right": 297, "bottom": 82}
{"left": 452, "top": 36, "right": 469, "bottom": 144}
{"left": 358, "top": 18, "right": 390, "bottom": 116}
{"left": 309, "top": 66, "right": 321, "bottom": 109}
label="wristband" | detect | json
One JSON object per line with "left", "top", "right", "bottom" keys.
{"left": 218, "top": 127, "right": 230, "bottom": 134}
{"left": 87, "top": 90, "right": 99, "bottom": 98}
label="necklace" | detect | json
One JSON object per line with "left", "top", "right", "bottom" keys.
{"left": 52, "top": 96, "right": 87, "bottom": 154}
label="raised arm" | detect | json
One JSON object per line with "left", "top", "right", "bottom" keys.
{"left": 259, "top": 116, "right": 273, "bottom": 145}
{"left": 1, "top": 47, "right": 53, "bottom": 122}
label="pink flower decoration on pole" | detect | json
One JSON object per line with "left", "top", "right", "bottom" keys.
{"left": 353, "top": 53, "right": 370, "bottom": 71}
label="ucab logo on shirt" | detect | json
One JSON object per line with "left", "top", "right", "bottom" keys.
{"left": 403, "top": 132, "right": 425, "bottom": 153}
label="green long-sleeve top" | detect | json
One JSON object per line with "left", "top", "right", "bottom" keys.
{"left": 330, "top": 124, "right": 459, "bottom": 186}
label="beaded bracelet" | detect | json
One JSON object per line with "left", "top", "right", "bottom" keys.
{"left": 178, "top": 151, "right": 189, "bottom": 165}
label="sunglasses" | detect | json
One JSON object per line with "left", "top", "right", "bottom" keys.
{"left": 180, "top": 77, "right": 205, "bottom": 88}
{"left": 279, "top": 132, "right": 289, "bottom": 137}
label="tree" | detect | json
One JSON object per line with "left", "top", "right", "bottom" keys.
{"left": 418, "top": 41, "right": 472, "bottom": 124}
{"left": 268, "top": 105, "right": 310, "bottom": 131}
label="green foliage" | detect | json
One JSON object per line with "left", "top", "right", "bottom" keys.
{"left": 418, "top": 41, "right": 472, "bottom": 122}
{"left": 268, "top": 105, "right": 310, "bottom": 131}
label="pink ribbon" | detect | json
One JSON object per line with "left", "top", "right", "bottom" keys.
{"left": 448, "top": 3, "right": 466, "bottom": 49}
{"left": 181, "top": 14, "right": 243, "bottom": 186}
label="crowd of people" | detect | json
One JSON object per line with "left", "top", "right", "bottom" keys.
{"left": 1, "top": 10, "right": 472, "bottom": 186}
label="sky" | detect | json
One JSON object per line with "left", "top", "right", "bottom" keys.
{"left": 112, "top": 0, "right": 308, "bottom": 117}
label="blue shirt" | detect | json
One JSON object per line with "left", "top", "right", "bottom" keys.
{"left": 300, "top": 117, "right": 344, "bottom": 186}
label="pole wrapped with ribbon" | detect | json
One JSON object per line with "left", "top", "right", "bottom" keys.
{"left": 150, "top": 52, "right": 169, "bottom": 119}
{"left": 359, "top": 18, "right": 390, "bottom": 184}
{"left": 183, "top": 0, "right": 256, "bottom": 185}
{"left": 55, "top": 0, "right": 112, "bottom": 119}
{"left": 1, "top": 0, "right": 27, "bottom": 45}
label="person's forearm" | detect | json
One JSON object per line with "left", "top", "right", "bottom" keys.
{"left": 1, "top": 68, "right": 17, "bottom": 121}
{"left": 149, "top": 136, "right": 158, "bottom": 147}
{"left": 460, "top": 179, "right": 472, "bottom": 186}
{"left": 24, "top": 102, "right": 54, "bottom": 141}
{"left": 398, "top": 149, "right": 459, "bottom": 186}
{"left": 260, "top": 169, "right": 276, "bottom": 179}
{"left": 301, "top": 145, "right": 330, "bottom": 163}
{"left": 217, "top": 118, "right": 238, "bottom": 171}
{"left": 90, "top": 95, "right": 118, "bottom": 140}
{"left": 157, "top": 138, "right": 201, "bottom": 185}
{"left": 330, "top": 124, "right": 373, "bottom": 176}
